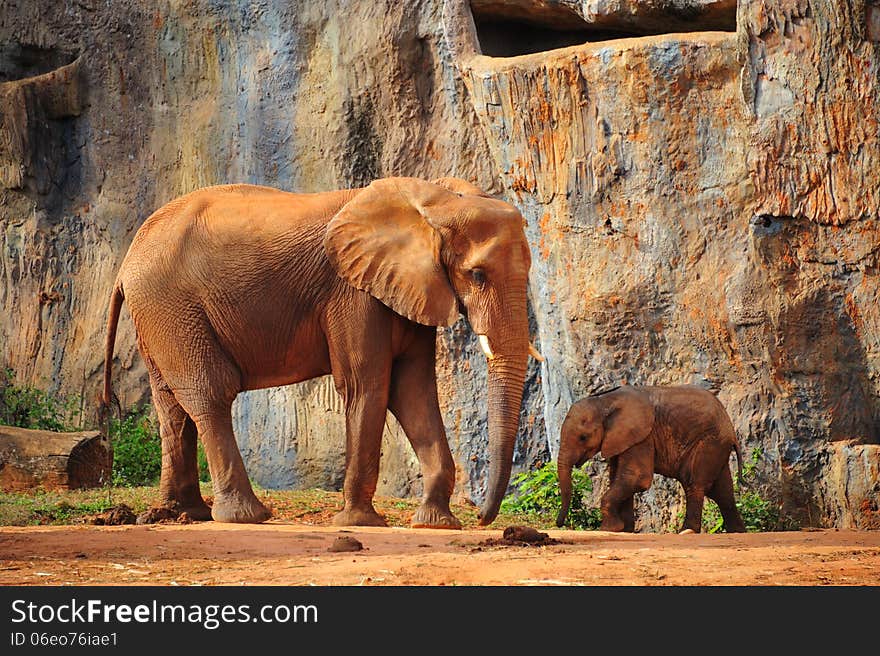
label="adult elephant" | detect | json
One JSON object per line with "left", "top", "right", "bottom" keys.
{"left": 103, "top": 177, "right": 540, "bottom": 528}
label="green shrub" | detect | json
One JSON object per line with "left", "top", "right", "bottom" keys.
{"left": 0, "top": 368, "right": 76, "bottom": 431}
{"left": 501, "top": 461, "right": 601, "bottom": 529}
{"left": 110, "top": 406, "right": 211, "bottom": 486}
{"left": 197, "top": 442, "right": 210, "bottom": 483}
{"left": 702, "top": 446, "right": 795, "bottom": 533}
{"left": 110, "top": 407, "right": 162, "bottom": 486}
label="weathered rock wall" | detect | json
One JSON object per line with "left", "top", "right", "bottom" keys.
{"left": 446, "top": 0, "right": 880, "bottom": 528}
{"left": 1, "top": 0, "right": 878, "bottom": 528}
{"left": 0, "top": 0, "right": 536, "bottom": 505}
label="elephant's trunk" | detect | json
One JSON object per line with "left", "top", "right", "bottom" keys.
{"left": 475, "top": 276, "right": 531, "bottom": 526}
{"left": 478, "top": 352, "right": 528, "bottom": 525}
{"left": 556, "top": 458, "right": 573, "bottom": 527}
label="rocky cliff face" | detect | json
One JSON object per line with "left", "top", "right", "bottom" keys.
{"left": 1, "top": 0, "right": 877, "bottom": 529}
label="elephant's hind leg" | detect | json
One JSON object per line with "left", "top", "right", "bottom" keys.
{"left": 187, "top": 402, "right": 271, "bottom": 524}
{"left": 708, "top": 466, "right": 746, "bottom": 533}
{"left": 680, "top": 485, "right": 707, "bottom": 533}
{"left": 137, "top": 310, "right": 268, "bottom": 523}
{"left": 389, "top": 329, "right": 460, "bottom": 529}
{"left": 620, "top": 496, "right": 636, "bottom": 533}
{"left": 168, "top": 356, "right": 270, "bottom": 523}
{"left": 151, "top": 376, "right": 212, "bottom": 521}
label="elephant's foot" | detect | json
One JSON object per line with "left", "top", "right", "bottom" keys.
{"left": 599, "top": 517, "right": 626, "bottom": 532}
{"left": 173, "top": 500, "right": 213, "bottom": 522}
{"left": 679, "top": 528, "right": 696, "bottom": 535}
{"left": 723, "top": 518, "right": 746, "bottom": 533}
{"left": 211, "top": 491, "right": 272, "bottom": 524}
{"left": 332, "top": 506, "right": 388, "bottom": 527}
{"left": 410, "top": 501, "right": 462, "bottom": 529}
{"left": 159, "top": 489, "right": 213, "bottom": 521}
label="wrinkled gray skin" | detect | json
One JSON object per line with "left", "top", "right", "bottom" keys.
{"left": 556, "top": 385, "right": 746, "bottom": 533}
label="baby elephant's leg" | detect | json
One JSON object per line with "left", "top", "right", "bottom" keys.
{"left": 708, "top": 467, "right": 746, "bottom": 533}
{"left": 621, "top": 497, "right": 636, "bottom": 533}
{"left": 680, "top": 486, "right": 707, "bottom": 533}
{"left": 601, "top": 447, "right": 652, "bottom": 532}
{"left": 599, "top": 459, "right": 625, "bottom": 532}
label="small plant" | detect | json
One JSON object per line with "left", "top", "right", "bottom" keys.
{"left": 501, "top": 461, "right": 601, "bottom": 529}
{"left": 0, "top": 488, "right": 159, "bottom": 526}
{"left": 110, "top": 405, "right": 211, "bottom": 486}
{"left": 32, "top": 499, "right": 116, "bottom": 522}
{"left": 197, "top": 443, "right": 211, "bottom": 483}
{"left": 701, "top": 447, "right": 793, "bottom": 533}
{"left": 110, "top": 406, "right": 162, "bottom": 487}
{"left": 0, "top": 369, "right": 77, "bottom": 431}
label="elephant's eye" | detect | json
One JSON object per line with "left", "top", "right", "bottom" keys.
{"left": 470, "top": 268, "right": 487, "bottom": 286}
{"left": 579, "top": 435, "right": 587, "bottom": 442}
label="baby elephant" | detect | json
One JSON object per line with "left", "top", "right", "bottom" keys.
{"left": 556, "top": 385, "right": 746, "bottom": 534}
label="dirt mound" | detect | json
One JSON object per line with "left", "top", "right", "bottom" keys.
{"left": 92, "top": 504, "right": 137, "bottom": 525}
{"left": 477, "top": 525, "right": 563, "bottom": 548}
{"left": 328, "top": 536, "right": 364, "bottom": 552}
{"left": 135, "top": 505, "right": 192, "bottom": 525}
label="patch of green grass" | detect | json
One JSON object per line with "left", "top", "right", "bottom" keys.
{"left": 1, "top": 484, "right": 574, "bottom": 529}
{"left": 0, "top": 487, "right": 161, "bottom": 526}
{"left": 197, "top": 444, "right": 210, "bottom": 482}
{"left": 1, "top": 370, "right": 212, "bottom": 489}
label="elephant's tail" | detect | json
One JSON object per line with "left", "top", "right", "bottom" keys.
{"left": 733, "top": 440, "right": 745, "bottom": 488}
{"left": 101, "top": 281, "right": 124, "bottom": 422}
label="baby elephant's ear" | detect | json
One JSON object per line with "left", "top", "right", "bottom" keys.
{"left": 601, "top": 388, "right": 654, "bottom": 458}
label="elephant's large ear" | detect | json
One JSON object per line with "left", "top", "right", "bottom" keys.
{"left": 324, "top": 177, "right": 460, "bottom": 327}
{"left": 600, "top": 388, "right": 655, "bottom": 458}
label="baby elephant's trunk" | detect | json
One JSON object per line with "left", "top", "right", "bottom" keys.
{"left": 556, "top": 460, "right": 573, "bottom": 527}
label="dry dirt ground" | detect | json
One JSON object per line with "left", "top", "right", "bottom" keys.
{"left": 2, "top": 522, "right": 879, "bottom": 586}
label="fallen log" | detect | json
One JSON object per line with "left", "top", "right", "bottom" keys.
{"left": 0, "top": 425, "right": 112, "bottom": 491}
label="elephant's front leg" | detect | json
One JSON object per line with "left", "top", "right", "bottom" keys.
{"left": 605, "top": 459, "right": 636, "bottom": 532}
{"left": 388, "top": 326, "right": 460, "bottom": 529}
{"left": 333, "top": 386, "right": 390, "bottom": 527}
{"left": 327, "top": 302, "right": 393, "bottom": 527}
{"left": 601, "top": 447, "right": 652, "bottom": 532}
{"left": 599, "top": 488, "right": 631, "bottom": 532}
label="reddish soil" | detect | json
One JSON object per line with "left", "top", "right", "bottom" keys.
{"left": 1, "top": 522, "right": 879, "bottom": 586}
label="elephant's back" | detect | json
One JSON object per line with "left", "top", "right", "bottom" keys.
{"left": 128, "top": 184, "right": 352, "bottom": 244}
{"left": 118, "top": 184, "right": 356, "bottom": 286}
{"left": 646, "top": 385, "right": 737, "bottom": 444}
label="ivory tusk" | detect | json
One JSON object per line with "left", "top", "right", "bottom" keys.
{"left": 529, "top": 343, "right": 545, "bottom": 362}
{"left": 478, "top": 335, "right": 495, "bottom": 360}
